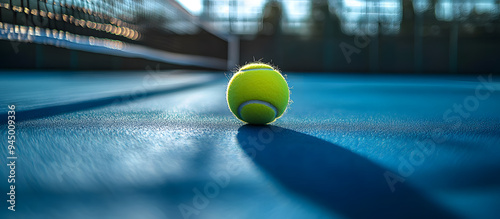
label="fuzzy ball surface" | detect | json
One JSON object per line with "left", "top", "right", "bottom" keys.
{"left": 227, "top": 63, "right": 289, "bottom": 125}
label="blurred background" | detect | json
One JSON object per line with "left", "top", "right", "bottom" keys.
{"left": 1, "top": 0, "right": 499, "bottom": 73}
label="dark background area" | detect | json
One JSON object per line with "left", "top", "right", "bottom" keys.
{"left": 1, "top": 0, "right": 500, "bottom": 73}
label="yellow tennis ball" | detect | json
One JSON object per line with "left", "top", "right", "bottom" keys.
{"left": 227, "top": 63, "right": 289, "bottom": 125}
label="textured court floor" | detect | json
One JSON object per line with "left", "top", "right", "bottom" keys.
{"left": 1, "top": 71, "right": 500, "bottom": 219}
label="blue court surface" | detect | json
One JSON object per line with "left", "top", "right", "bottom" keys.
{"left": 1, "top": 71, "right": 499, "bottom": 219}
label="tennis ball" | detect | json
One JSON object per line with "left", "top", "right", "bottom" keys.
{"left": 227, "top": 63, "right": 289, "bottom": 125}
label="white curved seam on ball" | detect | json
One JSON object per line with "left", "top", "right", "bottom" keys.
{"left": 238, "top": 100, "right": 278, "bottom": 119}
{"left": 240, "top": 68, "right": 276, "bottom": 72}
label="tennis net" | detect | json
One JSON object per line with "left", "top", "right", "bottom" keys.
{"left": 0, "top": 0, "right": 229, "bottom": 70}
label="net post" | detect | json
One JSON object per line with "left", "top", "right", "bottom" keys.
{"left": 227, "top": 34, "right": 239, "bottom": 71}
